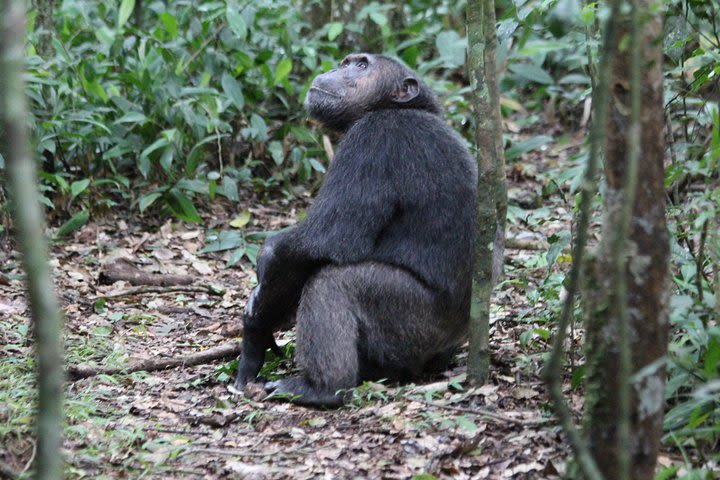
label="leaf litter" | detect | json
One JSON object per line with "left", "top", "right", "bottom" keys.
{"left": 0, "top": 145, "right": 633, "bottom": 479}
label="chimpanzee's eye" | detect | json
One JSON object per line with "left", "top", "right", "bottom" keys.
{"left": 357, "top": 61, "right": 368, "bottom": 69}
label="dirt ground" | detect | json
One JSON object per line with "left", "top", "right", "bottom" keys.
{"left": 1, "top": 147, "right": 591, "bottom": 479}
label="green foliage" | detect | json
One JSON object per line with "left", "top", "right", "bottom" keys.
{"left": 511, "top": 0, "right": 719, "bottom": 468}
{"left": 3, "top": 0, "right": 719, "bottom": 474}
{"left": 23, "top": 0, "right": 340, "bottom": 221}
{"left": 15, "top": 0, "right": 500, "bottom": 226}
{"left": 659, "top": 0, "right": 720, "bottom": 468}
{"left": 348, "top": 380, "right": 391, "bottom": 407}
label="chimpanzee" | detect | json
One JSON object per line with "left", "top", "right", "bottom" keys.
{"left": 232, "top": 53, "right": 478, "bottom": 407}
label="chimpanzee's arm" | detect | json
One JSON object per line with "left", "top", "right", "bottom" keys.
{"left": 234, "top": 141, "right": 399, "bottom": 388}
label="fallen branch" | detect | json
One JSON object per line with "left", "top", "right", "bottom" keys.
{"left": 505, "top": 237, "right": 549, "bottom": 251}
{"left": 96, "top": 284, "right": 224, "bottom": 300}
{"left": 67, "top": 342, "right": 242, "bottom": 380}
{"left": 99, "top": 262, "right": 194, "bottom": 287}
{"left": 414, "top": 398, "right": 549, "bottom": 427}
{"left": 177, "top": 440, "right": 312, "bottom": 459}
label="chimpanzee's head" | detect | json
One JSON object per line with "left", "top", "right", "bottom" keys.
{"left": 304, "top": 53, "right": 442, "bottom": 132}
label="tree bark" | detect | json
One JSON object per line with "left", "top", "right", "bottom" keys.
{"left": 466, "top": 0, "right": 507, "bottom": 385}
{"left": 31, "top": 0, "right": 54, "bottom": 57}
{"left": 583, "top": 1, "right": 669, "bottom": 479}
{"left": 1, "top": 2, "right": 65, "bottom": 479}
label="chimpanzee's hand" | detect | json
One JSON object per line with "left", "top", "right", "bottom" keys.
{"left": 233, "top": 328, "right": 284, "bottom": 389}
{"left": 231, "top": 283, "right": 285, "bottom": 393}
{"left": 232, "top": 289, "right": 284, "bottom": 392}
{"left": 233, "top": 328, "right": 268, "bottom": 390}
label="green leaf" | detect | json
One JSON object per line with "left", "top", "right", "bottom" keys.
{"left": 167, "top": 190, "right": 201, "bottom": 223}
{"left": 86, "top": 80, "right": 109, "bottom": 102}
{"left": 115, "top": 112, "right": 147, "bottom": 124}
{"left": 308, "top": 158, "right": 326, "bottom": 173}
{"left": 219, "top": 176, "right": 239, "bottom": 201}
{"left": 703, "top": 335, "right": 720, "bottom": 379}
{"left": 221, "top": 73, "right": 244, "bottom": 110}
{"left": 176, "top": 179, "right": 209, "bottom": 195}
{"left": 570, "top": 365, "right": 586, "bottom": 389}
{"left": 518, "top": 39, "right": 572, "bottom": 56}
{"left": 159, "top": 147, "right": 175, "bottom": 174}
{"left": 268, "top": 141, "right": 284, "bottom": 165}
{"left": 327, "top": 22, "right": 343, "bottom": 41}
{"left": 245, "top": 243, "right": 260, "bottom": 265}
{"left": 454, "top": 415, "right": 477, "bottom": 434}
{"left": 227, "top": 8, "right": 247, "bottom": 40}
{"left": 508, "top": 63, "right": 554, "bottom": 85}
{"left": 118, "top": 0, "right": 136, "bottom": 28}
{"left": 506, "top": 135, "right": 553, "bottom": 160}
{"left": 139, "top": 136, "right": 170, "bottom": 177}
{"left": 274, "top": 57, "right": 292, "bottom": 86}
{"left": 138, "top": 192, "right": 162, "bottom": 212}
{"left": 70, "top": 179, "right": 91, "bottom": 200}
{"left": 95, "top": 26, "right": 116, "bottom": 45}
{"left": 230, "top": 209, "right": 252, "bottom": 229}
{"left": 39, "top": 195, "right": 54, "bottom": 210}
{"left": 227, "top": 247, "right": 246, "bottom": 267}
{"left": 546, "top": 231, "right": 571, "bottom": 268}
{"left": 159, "top": 12, "right": 178, "bottom": 38}
{"left": 56, "top": 210, "right": 90, "bottom": 238}
{"left": 290, "top": 126, "right": 317, "bottom": 143}
{"left": 369, "top": 11, "right": 387, "bottom": 26}
{"left": 200, "top": 230, "right": 244, "bottom": 254}
{"left": 436, "top": 31, "right": 466, "bottom": 68}
{"left": 242, "top": 114, "right": 268, "bottom": 142}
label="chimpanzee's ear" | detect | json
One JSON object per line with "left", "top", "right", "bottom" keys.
{"left": 392, "top": 77, "right": 420, "bottom": 103}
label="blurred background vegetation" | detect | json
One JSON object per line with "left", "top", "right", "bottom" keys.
{"left": 0, "top": 0, "right": 718, "bottom": 476}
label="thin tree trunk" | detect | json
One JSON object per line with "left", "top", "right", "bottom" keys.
{"left": 1, "top": 2, "right": 65, "bottom": 479}
{"left": 31, "top": 0, "right": 54, "bottom": 57}
{"left": 466, "top": 0, "right": 507, "bottom": 385}
{"left": 583, "top": 1, "right": 669, "bottom": 478}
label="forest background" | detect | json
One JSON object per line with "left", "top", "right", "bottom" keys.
{"left": 0, "top": 0, "right": 718, "bottom": 478}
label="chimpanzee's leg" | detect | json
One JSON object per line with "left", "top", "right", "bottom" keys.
{"left": 267, "top": 262, "right": 467, "bottom": 407}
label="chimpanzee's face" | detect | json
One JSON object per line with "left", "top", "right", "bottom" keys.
{"left": 308, "top": 54, "right": 374, "bottom": 101}
{"left": 304, "top": 54, "right": 381, "bottom": 131}
{"left": 305, "top": 53, "right": 427, "bottom": 132}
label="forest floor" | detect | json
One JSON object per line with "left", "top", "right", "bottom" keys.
{"left": 1, "top": 132, "right": 679, "bottom": 479}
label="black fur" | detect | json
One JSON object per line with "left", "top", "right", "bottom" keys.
{"left": 233, "top": 54, "right": 478, "bottom": 407}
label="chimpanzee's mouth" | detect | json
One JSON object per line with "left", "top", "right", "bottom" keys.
{"left": 309, "top": 86, "right": 341, "bottom": 98}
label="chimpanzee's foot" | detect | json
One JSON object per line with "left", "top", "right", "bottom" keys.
{"left": 265, "top": 376, "right": 346, "bottom": 408}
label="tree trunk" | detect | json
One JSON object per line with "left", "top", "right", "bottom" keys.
{"left": 31, "top": 0, "right": 54, "bottom": 57}
{"left": 583, "top": 1, "right": 669, "bottom": 478}
{"left": 466, "top": 0, "right": 507, "bottom": 385}
{"left": 1, "top": 2, "right": 65, "bottom": 479}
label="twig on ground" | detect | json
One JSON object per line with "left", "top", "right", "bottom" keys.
{"left": 96, "top": 284, "right": 224, "bottom": 300}
{"left": 177, "top": 440, "right": 311, "bottom": 459}
{"left": 505, "top": 237, "right": 549, "bottom": 251}
{"left": 129, "top": 232, "right": 151, "bottom": 254}
{"left": 67, "top": 342, "right": 242, "bottom": 380}
{"left": 99, "top": 262, "right": 194, "bottom": 287}
{"left": 414, "top": 398, "right": 549, "bottom": 427}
